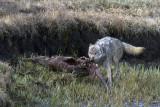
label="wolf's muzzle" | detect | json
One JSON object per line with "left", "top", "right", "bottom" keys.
{"left": 89, "top": 57, "right": 94, "bottom": 62}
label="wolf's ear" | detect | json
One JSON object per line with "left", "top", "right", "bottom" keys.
{"left": 89, "top": 43, "right": 93, "bottom": 46}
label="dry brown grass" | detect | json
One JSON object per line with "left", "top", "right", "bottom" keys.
{"left": 0, "top": 0, "right": 160, "bottom": 61}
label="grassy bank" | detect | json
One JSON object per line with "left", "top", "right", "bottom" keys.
{"left": 0, "top": 0, "right": 160, "bottom": 61}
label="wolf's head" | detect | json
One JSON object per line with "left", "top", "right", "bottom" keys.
{"left": 88, "top": 44, "right": 103, "bottom": 63}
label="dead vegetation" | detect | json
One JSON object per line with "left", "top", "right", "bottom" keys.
{"left": 0, "top": 8, "right": 159, "bottom": 62}
{"left": 0, "top": 1, "right": 160, "bottom": 63}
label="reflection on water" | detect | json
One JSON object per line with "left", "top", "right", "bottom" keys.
{"left": 33, "top": 99, "right": 160, "bottom": 107}
{"left": 124, "top": 100, "right": 160, "bottom": 107}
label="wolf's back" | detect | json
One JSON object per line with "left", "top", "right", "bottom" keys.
{"left": 122, "top": 42, "right": 145, "bottom": 55}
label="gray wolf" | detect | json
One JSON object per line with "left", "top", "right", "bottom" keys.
{"left": 88, "top": 36, "right": 145, "bottom": 87}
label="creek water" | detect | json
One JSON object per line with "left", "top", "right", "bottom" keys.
{"left": 124, "top": 100, "right": 160, "bottom": 107}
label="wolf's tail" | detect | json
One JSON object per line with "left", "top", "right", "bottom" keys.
{"left": 122, "top": 42, "right": 145, "bottom": 55}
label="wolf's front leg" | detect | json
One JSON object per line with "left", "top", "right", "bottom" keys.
{"left": 103, "top": 60, "right": 112, "bottom": 88}
{"left": 115, "top": 62, "right": 120, "bottom": 80}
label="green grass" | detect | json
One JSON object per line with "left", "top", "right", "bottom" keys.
{"left": 7, "top": 60, "right": 160, "bottom": 107}
{"left": 17, "top": 0, "right": 156, "bottom": 10}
